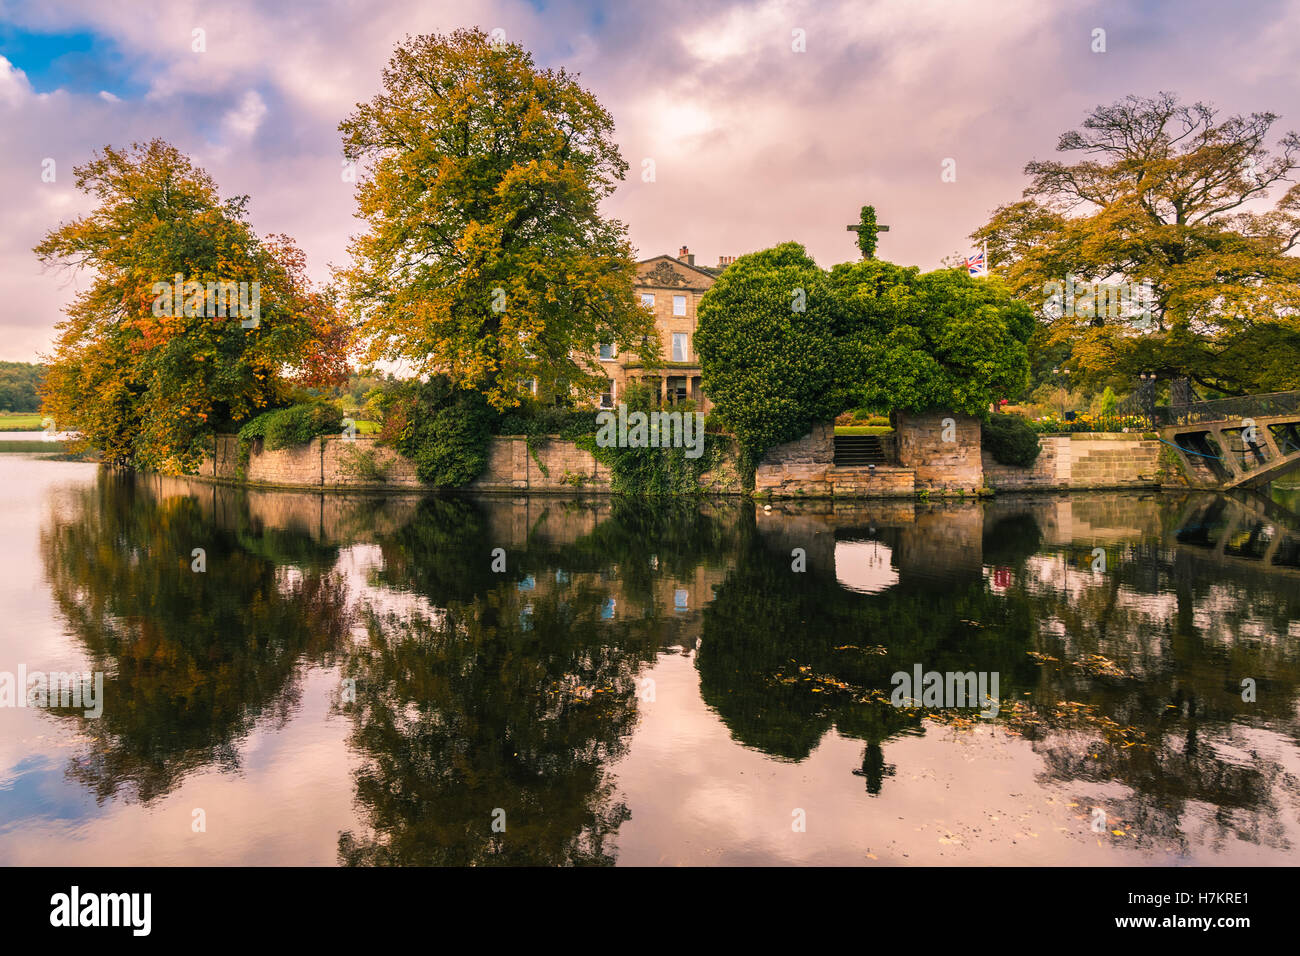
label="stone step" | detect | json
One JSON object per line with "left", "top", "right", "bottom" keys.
{"left": 834, "top": 434, "right": 890, "bottom": 465}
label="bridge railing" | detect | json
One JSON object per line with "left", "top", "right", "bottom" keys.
{"left": 1158, "top": 390, "right": 1300, "bottom": 427}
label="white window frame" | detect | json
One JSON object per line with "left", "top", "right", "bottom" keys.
{"left": 672, "top": 294, "right": 687, "bottom": 317}
{"left": 671, "top": 332, "right": 689, "bottom": 362}
{"left": 599, "top": 379, "right": 615, "bottom": 409}
{"left": 598, "top": 342, "right": 617, "bottom": 361}
{"left": 640, "top": 293, "right": 655, "bottom": 309}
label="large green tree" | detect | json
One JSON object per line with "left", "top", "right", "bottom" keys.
{"left": 696, "top": 244, "right": 1032, "bottom": 464}
{"left": 695, "top": 242, "right": 845, "bottom": 463}
{"left": 830, "top": 260, "right": 1034, "bottom": 415}
{"left": 35, "top": 140, "right": 348, "bottom": 472}
{"left": 972, "top": 92, "right": 1300, "bottom": 395}
{"left": 339, "top": 29, "right": 657, "bottom": 411}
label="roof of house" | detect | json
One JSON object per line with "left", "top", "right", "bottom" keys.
{"left": 635, "top": 254, "right": 722, "bottom": 292}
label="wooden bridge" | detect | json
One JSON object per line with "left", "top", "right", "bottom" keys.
{"left": 1157, "top": 390, "right": 1300, "bottom": 490}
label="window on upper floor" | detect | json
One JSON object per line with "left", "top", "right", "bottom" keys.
{"left": 673, "top": 294, "right": 687, "bottom": 316}
{"left": 672, "top": 332, "right": 688, "bottom": 362}
{"left": 598, "top": 342, "right": 616, "bottom": 360}
{"left": 640, "top": 293, "right": 655, "bottom": 309}
{"left": 599, "top": 378, "right": 614, "bottom": 409}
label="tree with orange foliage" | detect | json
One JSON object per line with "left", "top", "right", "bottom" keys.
{"left": 35, "top": 140, "right": 351, "bottom": 472}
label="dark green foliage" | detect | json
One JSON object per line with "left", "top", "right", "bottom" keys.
{"left": 830, "top": 260, "right": 1034, "bottom": 418}
{"left": 580, "top": 434, "right": 724, "bottom": 497}
{"left": 384, "top": 376, "right": 496, "bottom": 487}
{"left": 696, "top": 243, "right": 1034, "bottom": 469}
{"left": 855, "top": 205, "right": 879, "bottom": 259}
{"left": 0, "top": 361, "right": 43, "bottom": 412}
{"left": 237, "top": 401, "right": 343, "bottom": 468}
{"left": 695, "top": 243, "right": 846, "bottom": 467}
{"left": 495, "top": 406, "right": 599, "bottom": 441}
{"left": 981, "top": 413, "right": 1041, "bottom": 467}
{"left": 576, "top": 384, "right": 724, "bottom": 496}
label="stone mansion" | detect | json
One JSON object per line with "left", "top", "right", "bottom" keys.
{"left": 595, "top": 246, "right": 734, "bottom": 414}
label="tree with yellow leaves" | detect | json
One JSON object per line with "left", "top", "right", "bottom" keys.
{"left": 338, "top": 29, "right": 657, "bottom": 410}
{"left": 972, "top": 92, "right": 1300, "bottom": 396}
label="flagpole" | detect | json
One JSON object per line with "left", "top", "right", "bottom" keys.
{"left": 983, "top": 240, "right": 989, "bottom": 276}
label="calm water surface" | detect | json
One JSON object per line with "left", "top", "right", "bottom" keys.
{"left": 2, "top": 453, "right": 1298, "bottom": 865}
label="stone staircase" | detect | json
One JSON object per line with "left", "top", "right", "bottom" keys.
{"left": 833, "top": 434, "right": 891, "bottom": 466}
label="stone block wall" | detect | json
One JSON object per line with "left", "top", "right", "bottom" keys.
{"left": 196, "top": 432, "right": 743, "bottom": 494}
{"left": 754, "top": 423, "right": 835, "bottom": 496}
{"left": 468, "top": 437, "right": 611, "bottom": 493}
{"left": 325, "top": 439, "right": 422, "bottom": 487}
{"left": 826, "top": 465, "right": 915, "bottom": 497}
{"left": 894, "top": 410, "right": 984, "bottom": 493}
{"left": 981, "top": 436, "right": 1068, "bottom": 490}
{"left": 190, "top": 424, "right": 1162, "bottom": 497}
{"left": 1066, "top": 435, "right": 1162, "bottom": 488}
{"left": 982, "top": 433, "right": 1160, "bottom": 491}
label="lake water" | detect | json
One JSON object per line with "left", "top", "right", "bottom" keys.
{"left": 2, "top": 453, "right": 1298, "bottom": 865}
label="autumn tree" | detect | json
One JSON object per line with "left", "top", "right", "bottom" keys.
{"left": 36, "top": 140, "right": 348, "bottom": 472}
{"left": 338, "top": 29, "right": 657, "bottom": 411}
{"left": 973, "top": 92, "right": 1300, "bottom": 395}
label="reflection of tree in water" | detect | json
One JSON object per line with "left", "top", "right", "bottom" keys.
{"left": 700, "top": 503, "right": 1300, "bottom": 853}
{"left": 1008, "top": 537, "right": 1300, "bottom": 854}
{"left": 697, "top": 518, "right": 1039, "bottom": 766}
{"left": 39, "top": 471, "right": 353, "bottom": 803}
{"left": 337, "top": 498, "right": 740, "bottom": 865}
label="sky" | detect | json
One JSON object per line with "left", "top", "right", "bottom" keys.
{"left": 1, "top": 0, "right": 1299, "bottom": 362}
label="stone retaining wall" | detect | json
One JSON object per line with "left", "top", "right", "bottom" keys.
{"left": 197, "top": 433, "right": 745, "bottom": 494}
{"left": 895, "top": 410, "right": 984, "bottom": 493}
{"left": 982, "top": 433, "right": 1161, "bottom": 491}
{"left": 193, "top": 424, "right": 1164, "bottom": 497}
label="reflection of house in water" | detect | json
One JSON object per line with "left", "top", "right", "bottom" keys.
{"left": 514, "top": 560, "right": 727, "bottom": 653}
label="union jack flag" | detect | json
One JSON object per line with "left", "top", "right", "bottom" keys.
{"left": 965, "top": 251, "right": 987, "bottom": 277}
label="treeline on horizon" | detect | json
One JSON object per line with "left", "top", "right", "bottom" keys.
{"left": 0, "top": 361, "right": 43, "bottom": 413}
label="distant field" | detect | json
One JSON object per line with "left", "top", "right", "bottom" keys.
{"left": 0, "top": 413, "right": 44, "bottom": 431}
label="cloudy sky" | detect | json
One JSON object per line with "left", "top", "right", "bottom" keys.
{"left": 1, "top": 0, "right": 1298, "bottom": 362}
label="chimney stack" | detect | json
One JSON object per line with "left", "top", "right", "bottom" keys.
{"left": 717, "top": 255, "right": 734, "bottom": 268}
{"left": 679, "top": 245, "right": 694, "bottom": 266}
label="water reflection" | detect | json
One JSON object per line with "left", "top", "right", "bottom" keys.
{"left": 336, "top": 499, "right": 740, "bottom": 865}
{"left": 25, "top": 465, "right": 1300, "bottom": 864}
{"left": 39, "top": 472, "right": 353, "bottom": 803}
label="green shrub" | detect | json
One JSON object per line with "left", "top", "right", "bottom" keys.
{"left": 337, "top": 445, "right": 390, "bottom": 482}
{"left": 574, "top": 385, "right": 724, "bottom": 495}
{"left": 695, "top": 243, "right": 845, "bottom": 467}
{"left": 237, "top": 401, "right": 343, "bottom": 470}
{"left": 382, "top": 376, "right": 495, "bottom": 486}
{"left": 495, "top": 405, "right": 599, "bottom": 441}
{"left": 981, "top": 413, "right": 1041, "bottom": 467}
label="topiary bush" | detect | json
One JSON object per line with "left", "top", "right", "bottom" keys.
{"left": 981, "top": 413, "right": 1041, "bottom": 467}
{"left": 695, "top": 242, "right": 846, "bottom": 468}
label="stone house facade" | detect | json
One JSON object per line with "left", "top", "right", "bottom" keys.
{"left": 593, "top": 246, "right": 730, "bottom": 413}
